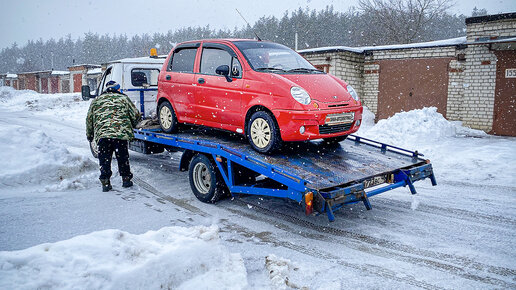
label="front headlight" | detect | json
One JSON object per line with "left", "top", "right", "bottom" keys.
{"left": 347, "top": 85, "right": 359, "bottom": 101}
{"left": 291, "top": 87, "right": 311, "bottom": 105}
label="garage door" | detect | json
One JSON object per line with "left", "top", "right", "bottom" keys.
{"left": 492, "top": 50, "right": 516, "bottom": 136}
{"left": 73, "top": 74, "right": 82, "bottom": 93}
{"left": 377, "top": 58, "right": 452, "bottom": 120}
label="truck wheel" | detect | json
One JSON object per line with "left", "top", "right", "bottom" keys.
{"left": 89, "top": 139, "right": 99, "bottom": 159}
{"left": 189, "top": 154, "right": 226, "bottom": 203}
{"left": 158, "top": 101, "right": 178, "bottom": 133}
{"left": 247, "top": 111, "right": 282, "bottom": 154}
{"left": 322, "top": 135, "right": 348, "bottom": 144}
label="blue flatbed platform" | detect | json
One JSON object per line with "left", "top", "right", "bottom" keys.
{"left": 131, "top": 127, "right": 436, "bottom": 221}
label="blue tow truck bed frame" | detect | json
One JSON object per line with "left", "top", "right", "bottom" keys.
{"left": 130, "top": 127, "right": 437, "bottom": 221}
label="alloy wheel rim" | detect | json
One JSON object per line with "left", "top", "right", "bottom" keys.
{"left": 250, "top": 118, "right": 271, "bottom": 148}
{"left": 193, "top": 163, "right": 211, "bottom": 194}
{"left": 160, "top": 106, "right": 172, "bottom": 129}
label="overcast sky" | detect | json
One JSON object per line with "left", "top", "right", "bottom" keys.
{"left": 1, "top": 0, "right": 515, "bottom": 50}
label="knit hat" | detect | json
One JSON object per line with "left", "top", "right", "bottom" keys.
{"left": 105, "top": 80, "right": 120, "bottom": 92}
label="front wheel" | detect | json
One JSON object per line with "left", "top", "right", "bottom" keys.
{"left": 247, "top": 111, "right": 282, "bottom": 154}
{"left": 188, "top": 154, "right": 226, "bottom": 203}
{"left": 158, "top": 101, "right": 178, "bottom": 133}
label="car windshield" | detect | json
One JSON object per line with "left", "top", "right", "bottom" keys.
{"left": 233, "top": 41, "right": 322, "bottom": 74}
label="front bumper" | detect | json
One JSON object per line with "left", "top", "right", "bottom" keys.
{"left": 272, "top": 106, "right": 363, "bottom": 141}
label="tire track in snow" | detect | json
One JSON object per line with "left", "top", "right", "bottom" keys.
{"left": 226, "top": 198, "right": 516, "bottom": 288}
{"left": 376, "top": 198, "right": 516, "bottom": 227}
{"left": 131, "top": 177, "right": 443, "bottom": 290}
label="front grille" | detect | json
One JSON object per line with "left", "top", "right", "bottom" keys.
{"left": 319, "top": 122, "right": 353, "bottom": 134}
{"left": 328, "top": 104, "right": 349, "bottom": 108}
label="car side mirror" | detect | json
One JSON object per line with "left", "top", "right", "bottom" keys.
{"left": 82, "top": 85, "right": 94, "bottom": 100}
{"left": 216, "top": 65, "right": 232, "bottom": 82}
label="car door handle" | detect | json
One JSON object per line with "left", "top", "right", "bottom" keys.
{"left": 198, "top": 78, "right": 205, "bottom": 84}
{"left": 166, "top": 75, "right": 171, "bottom": 81}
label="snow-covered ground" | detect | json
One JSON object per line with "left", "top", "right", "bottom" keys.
{"left": 1, "top": 86, "right": 515, "bottom": 289}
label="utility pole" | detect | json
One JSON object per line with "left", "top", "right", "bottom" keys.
{"left": 295, "top": 32, "right": 298, "bottom": 51}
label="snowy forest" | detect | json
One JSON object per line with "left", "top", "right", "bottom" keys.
{"left": 0, "top": 4, "right": 487, "bottom": 74}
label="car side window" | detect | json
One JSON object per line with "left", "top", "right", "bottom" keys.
{"left": 131, "top": 68, "right": 159, "bottom": 86}
{"left": 201, "top": 48, "right": 242, "bottom": 78}
{"left": 200, "top": 48, "right": 231, "bottom": 75}
{"left": 170, "top": 48, "right": 197, "bottom": 73}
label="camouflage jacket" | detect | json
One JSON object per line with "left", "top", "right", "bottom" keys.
{"left": 86, "top": 92, "right": 141, "bottom": 143}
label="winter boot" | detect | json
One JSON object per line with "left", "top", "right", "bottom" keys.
{"left": 100, "top": 179, "right": 112, "bottom": 192}
{"left": 122, "top": 176, "right": 133, "bottom": 188}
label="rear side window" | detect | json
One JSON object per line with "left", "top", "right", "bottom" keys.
{"left": 170, "top": 48, "right": 197, "bottom": 73}
{"left": 131, "top": 69, "right": 159, "bottom": 86}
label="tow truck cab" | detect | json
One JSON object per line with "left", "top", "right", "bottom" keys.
{"left": 81, "top": 54, "right": 165, "bottom": 118}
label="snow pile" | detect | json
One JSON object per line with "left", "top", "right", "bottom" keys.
{"left": 0, "top": 86, "right": 83, "bottom": 112}
{"left": 358, "top": 107, "right": 515, "bottom": 185}
{"left": 265, "top": 254, "right": 305, "bottom": 290}
{"left": 360, "top": 107, "right": 486, "bottom": 147}
{"left": 0, "top": 225, "right": 248, "bottom": 289}
{"left": 0, "top": 125, "right": 97, "bottom": 192}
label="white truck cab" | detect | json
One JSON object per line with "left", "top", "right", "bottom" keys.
{"left": 82, "top": 55, "right": 165, "bottom": 118}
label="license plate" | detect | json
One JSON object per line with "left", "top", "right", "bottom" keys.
{"left": 325, "top": 112, "right": 354, "bottom": 125}
{"left": 363, "top": 175, "right": 387, "bottom": 188}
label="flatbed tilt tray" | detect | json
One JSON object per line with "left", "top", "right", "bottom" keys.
{"left": 130, "top": 127, "right": 437, "bottom": 221}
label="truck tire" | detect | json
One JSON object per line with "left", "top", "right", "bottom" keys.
{"left": 247, "top": 111, "right": 282, "bottom": 154}
{"left": 189, "top": 154, "right": 226, "bottom": 203}
{"left": 89, "top": 139, "right": 99, "bottom": 159}
{"left": 158, "top": 101, "right": 178, "bottom": 133}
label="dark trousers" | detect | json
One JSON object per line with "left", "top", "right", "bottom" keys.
{"left": 98, "top": 138, "right": 133, "bottom": 180}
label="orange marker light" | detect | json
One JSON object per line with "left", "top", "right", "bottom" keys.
{"left": 150, "top": 48, "right": 158, "bottom": 58}
{"left": 305, "top": 192, "right": 314, "bottom": 215}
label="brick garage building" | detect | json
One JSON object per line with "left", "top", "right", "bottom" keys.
{"left": 300, "top": 12, "right": 516, "bottom": 136}
{"left": 68, "top": 64, "right": 101, "bottom": 93}
{"left": 1, "top": 73, "right": 19, "bottom": 89}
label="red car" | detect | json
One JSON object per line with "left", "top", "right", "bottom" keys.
{"left": 157, "top": 39, "right": 363, "bottom": 153}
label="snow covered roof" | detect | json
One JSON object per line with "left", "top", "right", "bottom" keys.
{"left": 6, "top": 73, "right": 18, "bottom": 78}
{"left": 298, "top": 37, "right": 467, "bottom": 54}
{"left": 68, "top": 64, "right": 101, "bottom": 69}
{"left": 87, "top": 68, "right": 102, "bottom": 75}
{"left": 104, "top": 56, "right": 166, "bottom": 65}
{"left": 51, "top": 71, "right": 69, "bottom": 76}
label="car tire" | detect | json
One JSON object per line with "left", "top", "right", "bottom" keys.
{"left": 323, "top": 135, "right": 348, "bottom": 144}
{"left": 188, "top": 154, "right": 226, "bottom": 203}
{"left": 247, "top": 111, "right": 282, "bottom": 154}
{"left": 158, "top": 101, "right": 178, "bottom": 133}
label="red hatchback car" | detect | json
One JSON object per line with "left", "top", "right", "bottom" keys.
{"left": 156, "top": 39, "right": 363, "bottom": 153}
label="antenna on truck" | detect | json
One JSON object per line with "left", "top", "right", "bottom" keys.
{"left": 236, "top": 9, "right": 262, "bottom": 41}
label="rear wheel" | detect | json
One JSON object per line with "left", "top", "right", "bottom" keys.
{"left": 188, "top": 154, "right": 226, "bottom": 203}
{"left": 158, "top": 101, "right": 178, "bottom": 133}
{"left": 247, "top": 111, "right": 282, "bottom": 154}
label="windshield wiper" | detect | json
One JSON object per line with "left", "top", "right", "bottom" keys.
{"left": 287, "top": 68, "right": 323, "bottom": 73}
{"left": 255, "top": 67, "right": 287, "bottom": 73}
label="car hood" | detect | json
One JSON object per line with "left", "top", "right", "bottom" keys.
{"left": 278, "top": 73, "right": 354, "bottom": 103}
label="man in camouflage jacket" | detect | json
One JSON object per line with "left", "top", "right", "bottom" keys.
{"left": 86, "top": 80, "right": 141, "bottom": 191}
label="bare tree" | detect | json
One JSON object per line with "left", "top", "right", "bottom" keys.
{"left": 358, "top": 0, "right": 455, "bottom": 44}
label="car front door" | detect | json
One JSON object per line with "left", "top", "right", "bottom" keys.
{"left": 195, "top": 43, "right": 243, "bottom": 130}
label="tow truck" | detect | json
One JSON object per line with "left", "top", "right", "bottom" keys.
{"left": 83, "top": 51, "right": 437, "bottom": 222}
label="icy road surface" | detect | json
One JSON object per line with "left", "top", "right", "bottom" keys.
{"left": 0, "top": 87, "right": 515, "bottom": 289}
